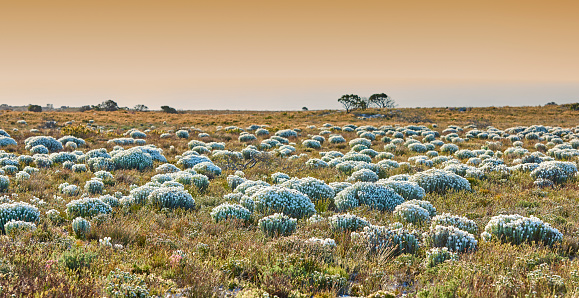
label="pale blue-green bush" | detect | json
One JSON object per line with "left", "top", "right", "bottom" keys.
{"left": 176, "top": 130, "right": 189, "bottom": 139}
{"left": 409, "top": 169, "right": 471, "bottom": 193}
{"left": 351, "top": 224, "right": 419, "bottom": 255}
{"left": 250, "top": 186, "right": 315, "bottom": 219}
{"left": 210, "top": 203, "right": 251, "bottom": 223}
{"left": 87, "top": 157, "right": 116, "bottom": 172}
{"left": 192, "top": 161, "right": 222, "bottom": 178}
{"left": 66, "top": 197, "right": 112, "bottom": 218}
{"left": 334, "top": 182, "right": 404, "bottom": 212}
{"left": 0, "top": 202, "right": 40, "bottom": 233}
{"left": 95, "top": 171, "right": 114, "bottom": 181}
{"left": 15, "top": 171, "right": 30, "bottom": 182}
{"left": 481, "top": 214, "right": 562, "bottom": 246}
{"left": 110, "top": 148, "right": 152, "bottom": 170}
{"left": 329, "top": 213, "right": 370, "bottom": 232}
{"left": 424, "top": 225, "right": 477, "bottom": 253}
{"left": 24, "top": 136, "right": 63, "bottom": 152}
{"left": 280, "top": 177, "right": 335, "bottom": 202}
{"left": 530, "top": 161, "right": 577, "bottom": 184}
{"left": 105, "top": 268, "right": 150, "bottom": 298}
{"left": 85, "top": 179, "right": 104, "bottom": 194}
{"left": 59, "top": 182, "right": 80, "bottom": 196}
{"left": 72, "top": 164, "right": 88, "bottom": 173}
{"left": 72, "top": 217, "right": 91, "bottom": 239}
{"left": 0, "top": 175, "right": 10, "bottom": 192}
{"left": 431, "top": 213, "right": 478, "bottom": 234}
{"left": 376, "top": 180, "right": 425, "bottom": 201}
{"left": 393, "top": 202, "right": 431, "bottom": 225}
{"left": 258, "top": 213, "right": 297, "bottom": 237}
{"left": 348, "top": 169, "right": 379, "bottom": 183}
{"left": 424, "top": 247, "right": 458, "bottom": 267}
{"left": 147, "top": 187, "right": 195, "bottom": 210}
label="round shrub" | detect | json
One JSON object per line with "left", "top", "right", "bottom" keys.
{"left": 431, "top": 213, "right": 478, "bottom": 234}
{"left": 280, "top": 177, "right": 335, "bottom": 203}
{"left": 302, "top": 139, "right": 321, "bottom": 149}
{"left": 30, "top": 145, "right": 49, "bottom": 154}
{"left": 424, "top": 247, "right": 458, "bottom": 267}
{"left": 351, "top": 224, "right": 419, "bottom": 255}
{"left": 24, "top": 136, "right": 63, "bottom": 152}
{"left": 334, "top": 182, "right": 404, "bottom": 212}
{"left": 66, "top": 197, "right": 112, "bottom": 218}
{"left": 250, "top": 186, "right": 316, "bottom": 219}
{"left": 192, "top": 161, "right": 222, "bottom": 178}
{"left": 210, "top": 203, "right": 251, "bottom": 223}
{"left": 530, "top": 161, "right": 577, "bottom": 184}
{"left": 305, "top": 158, "right": 329, "bottom": 168}
{"left": 347, "top": 169, "right": 379, "bottom": 183}
{"left": 176, "top": 130, "right": 190, "bottom": 139}
{"left": 0, "top": 137, "right": 17, "bottom": 147}
{"left": 85, "top": 179, "right": 104, "bottom": 195}
{"left": 72, "top": 164, "right": 88, "bottom": 173}
{"left": 376, "top": 180, "right": 425, "bottom": 201}
{"left": 0, "top": 202, "right": 40, "bottom": 233}
{"left": 0, "top": 175, "right": 9, "bottom": 192}
{"left": 328, "top": 135, "right": 346, "bottom": 144}
{"left": 424, "top": 225, "right": 477, "bottom": 253}
{"left": 5, "top": 220, "right": 36, "bottom": 236}
{"left": 87, "top": 157, "right": 115, "bottom": 172}
{"left": 72, "top": 217, "right": 91, "bottom": 239}
{"left": 95, "top": 171, "right": 114, "bottom": 181}
{"left": 147, "top": 187, "right": 195, "bottom": 210}
{"left": 258, "top": 213, "right": 297, "bottom": 237}
{"left": 15, "top": 171, "right": 30, "bottom": 182}
{"left": 394, "top": 202, "right": 431, "bottom": 225}
{"left": 111, "top": 148, "right": 153, "bottom": 171}
{"left": 329, "top": 213, "right": 370, "bottom": 232}
{"left": 409, "top": 169, "right": 471, "bottom": 193}
{"left": 481, "top": 214, "right": 562, "bottom": 246}
{"left": 239, "top": 133, "right": 257, "bottom": 142}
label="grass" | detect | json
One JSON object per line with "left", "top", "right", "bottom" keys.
{"left": 0, "top": 106, "right": 578, "bottom": 296}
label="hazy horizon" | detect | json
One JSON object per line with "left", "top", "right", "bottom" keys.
{"left": 1, "top": 0, "right": 578, "bottom": 110}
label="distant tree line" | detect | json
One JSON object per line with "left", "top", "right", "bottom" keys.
{"left": 338, "top": 93, "right": 396, "bottom": 113}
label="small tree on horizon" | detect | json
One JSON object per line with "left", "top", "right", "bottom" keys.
{"left": 338, "top": 94, "right": 361, "bottom": 113}
{"left": 93, "top": 100, "right": 119, "bottom": 111}
{"left": 369, "top": 93, "right": 396, "bottom": 108}
{"left": 161, "top": 106, "right": 178, "bottom": 114}
{"left": 134, "top": 104, "right": 149, "bottom": 112}
{"left": 28, "top": 105, "right": 42, "bottom": 112}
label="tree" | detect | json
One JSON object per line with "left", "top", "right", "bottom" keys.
{"left": 302, "top": 107, "right": 308, "bottom": 111}
{"left": 369, "top": 93, "right": 396, "bottom": 108}
{"left": 134, "top": 104, "right": 149, "bottom": 112}
{"left": 356, "top": 97, "right": 369, "bottom": 110}
{"left": 338, "top": 94, "right": 360, "bottom": 113}
{"left": 28, "top": 105, "right": 42, "bottom": 112}
{"left": 161, "top": 106, "right": 178, "bottom": 114}
{"left": 93, "top": 100, "right": 119, "bottom": 111}
{"left": 79, "top": 105, "right": 92, "bottom": 112}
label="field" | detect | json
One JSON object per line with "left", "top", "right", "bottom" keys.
{"left": 0, "top": 105, "right": 579, "bottom": 297}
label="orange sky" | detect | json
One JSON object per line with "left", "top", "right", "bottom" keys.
{"left": 1, "top": 0, "right": 578, "bottom": 109}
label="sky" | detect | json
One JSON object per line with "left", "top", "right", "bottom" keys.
{"left": 1, "top": 0, "right": 578, "bottom": 110}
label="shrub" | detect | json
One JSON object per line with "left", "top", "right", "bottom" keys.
{"left": 329, "top": 213, "right": 370, "bottom": 232}
{"left": 481, "top": 214, "right": 562, "bottom": 246}
{"left": 111, "top": 148, "right": 154, "bottom": 171}
{"left": 0, "top": 202, "right": 40, "bottom": 233}
{"left": 250, "top": 186, "right": 316, "bottom": 219}
{"left": 258, "top": 213, "right": 297, "bottom": 237}
{"left": 95, "top": 170, "right": 114, "bottom": 181}
{"left": 105, "top": 268, "right": 150, "bottom": 298}
{"left": 66, "top": 197, "right": 112, "bottom": 218}
{"left": 394, "top": 202, "right": 431, "bottom": 225}
{"left": 87, "top": 157, "right": 116, "bottom": 172}
{"left": 280, "top": 177, "right": 335, "bottom": 203}
{"left": 72, "top": 217, "right": 91, "bottom": 239}
{"left": 334, "top": 182, "right": 404, "bottom": 212}
{"left": 530, "top": 161, "right": 577, "bottom": 184}
{"left": 72, "top": 164, "right": 88, "bottom": 173}
{"left": 0, "top": 175, "right": 8, "bottom": 192}
{"left": 409, "top": 169, "right": 471, "bottom": 193}
{"left": 192, "top": 162, "right": 222, "bottom": 178}
{"left": 0, "top": 137, "right": 17, "bottom": 147}
{"left": 302, "top": 139, "right": 321, "bottom": 149}
{"left": 348, "top": 169, "right": 379, "bottom": 183}
{"left": 147, "top": 187, "right": 195, "bottom": 210}
{"left": 59, "top": 182, "right": 80, "bottom": 196}
{"left": 85, "top": 179, "right": 104, "bottom": 194}
{"left": 4, "top": 220, "right": 36, "bottom": 236}
{"left": 24, "top": 136, "right": 63, "bottom": 152}
{"left": 239, "top": 134, "right": 257, "bottom": 143}
{"left": 424, "top": 225, "right": 477, "bottom": 253}
{"left": 376, "top": 180, "right": 425, "bottom": 201}
{"left": 210, "top": 203, "right": 251, "bottom": 223}
{"left": 176, "top": 130, "right": 190, "bottom": 139}
{"left": 431, "top": 213, "right": 478, "bottom": 234}
{"left": 59, "top": 247, "right": 96, "bottom": 271}
{"left": 424, "top": 247, "right": 458, "bottom": 267}
{"left": 351, "top": 224, "right": 419, "bottom": 255}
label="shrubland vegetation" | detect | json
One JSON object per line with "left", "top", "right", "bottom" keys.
{"left": 0, "top": 105, "right": 577, "bottom": 297}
